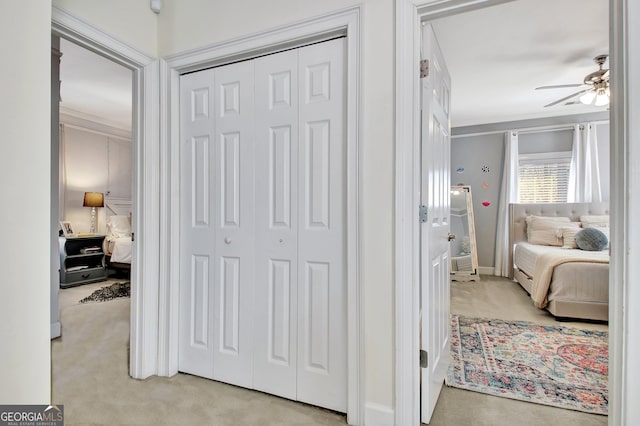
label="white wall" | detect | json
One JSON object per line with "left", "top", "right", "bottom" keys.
{"left": 0, "top": 0, "right": 52, "bottom": 404}
{"left": 159, "top": 0, "right": 396, "bottom": 411}
{"left": 60, "top": 123, "right": 132, "bottom": 234}
{"left": 52, "top": 0, "right": 158, "bottom": 57}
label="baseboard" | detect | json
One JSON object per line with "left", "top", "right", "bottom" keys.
{"left": 51, "top": 322, "right": 61, "bottom": 339}
{"left": 478, "top": 266, "right": 495, "bottom": 275}
{"left": 364, "top": 402, "right": 394, "bottom": 426}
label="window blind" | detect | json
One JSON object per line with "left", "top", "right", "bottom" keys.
{"left": 518, "top": 152, "right": 571, "bottom": 203}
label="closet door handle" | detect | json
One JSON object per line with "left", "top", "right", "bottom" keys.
{"left": 224, "top": 237, "right": 232, "bottom": 244}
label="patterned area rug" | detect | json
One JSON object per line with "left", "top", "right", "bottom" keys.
{"left": 79, "top": 282, "right": 130, "bottom": 304}
{"left": 446, "top": 315, "right": 608, "bottom": 415}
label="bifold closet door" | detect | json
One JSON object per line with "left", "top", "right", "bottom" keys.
{"left": 253, "top": 48, "right": 300, "bottom": 400}
{"left": 178, "top": 37, "right": 347, "bottom": 412}
{"left": 178, "top": 61, "right": 256, "bottom": 387}
{"left": 295, "top": 38, "right": 347, "bottom": 412}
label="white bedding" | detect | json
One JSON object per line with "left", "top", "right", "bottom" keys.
{"left": 104, "top": 213, "right": 132, "bottom": 264}
{"left": 108, "top": 236, "right": 132, "bottom": 263}
{"left": 514, "top": 241, "right": 609, "bottom": 308}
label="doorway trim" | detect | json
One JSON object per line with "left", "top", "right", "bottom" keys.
{"left": 395, "top": 0, "right": 633, "bottom": 424}
{"left": 52, "top": 6, "right": 161, "bottom": 379}
{"left": 159, "top": 6, "right": 363, "bottom": 424}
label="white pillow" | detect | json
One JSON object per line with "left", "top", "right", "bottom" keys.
{"left": 580, "top": 215, "right": 609, "bottom": 228}
{"left": 559, "top": 226, "right": 582, "bottom": 249}
{"left": 107, "top": 215, "right": 131, "bottom": 238}
{"left": 525, "top": 215, "right": 570, "bottom": 241}
{"left": 528, "top": 218, "right": 578, "bottom": 246}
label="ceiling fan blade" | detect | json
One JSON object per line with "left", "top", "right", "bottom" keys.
{"left": 603, "top": 70, "right": 610, "bottom": 79}
{"left": 535, "top": 84, "right": 585, "bottom": 90}
{"left": 544, "top": 88, "right": 591, "bottom": 107}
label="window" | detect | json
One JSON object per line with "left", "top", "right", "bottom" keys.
{"left": 518, "top": 152, "right": 571, "bottom": 203}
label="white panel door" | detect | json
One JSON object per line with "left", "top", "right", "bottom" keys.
{"left": 212, "top": 61, "right": 256, "bottom": 388}
{"left": 178, "top": 69, "right": 216, "bottom": 379}
{"left": 253, "top": 48, "right": 300, "bottom": 399}
{"left": 420, "top": 24, "right": 452, "bottom": 424}
{"left": 179, "top": 38, "right": 346, "bottom": 412}
{"left": 296, "top": 38, "right": 347, "bottom": 412}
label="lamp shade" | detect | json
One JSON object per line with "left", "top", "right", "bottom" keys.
{"left": 83, "top": 192, "right": 104, "bottom": 207}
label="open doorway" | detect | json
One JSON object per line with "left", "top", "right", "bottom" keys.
{"left": 397, "top": 1, "right": 609, "bottom": 419}
{"left": 430, "top": 0, "right": 610, "bottom": 423}
{"left": 57, "top": 36, "right": 134, "bottom": 281}
{"left": 50, "top": 34, "right": 136, "bottom": 400}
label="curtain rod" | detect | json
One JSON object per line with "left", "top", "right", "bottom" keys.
{"left": 451, "top": 119, "right": 610, "bottom": 139}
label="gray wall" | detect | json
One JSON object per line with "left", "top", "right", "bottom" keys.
{"left": 451, "top": 112, "right": 610, "bottom": 271}
{"left": 451, "top": 133, "right": 503, "bottom": 269}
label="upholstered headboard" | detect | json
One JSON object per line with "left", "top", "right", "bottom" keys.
{"left": 105, "top": 197, "right": 132, "bottom": 217}
{"left": 508, "top": 202, "right": 609, "bottom": 278}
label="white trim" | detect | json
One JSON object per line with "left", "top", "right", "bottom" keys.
{"left": 397, "top": 1, "right": 631, "bottom": 425}
{"left": 60, "top": 108, "right": 132, "bottom": 139}
{"left": 159, "top": 7, "right": 363, "bottom": 424}
{"left": 610, "top": 0, "right": 639, "bottom": 423}
{"left": 363, "top": 403, "right": 395, "bottom": 426}
{"left": 52, "top": 6, "right": 160, "bottom": 380}
{"left": 60, "top": 120, "right": 131, "bottom": 142}
{"left": 477, "top": 266, "right": 494, "bottom": 275}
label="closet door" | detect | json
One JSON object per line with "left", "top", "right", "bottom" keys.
{"left": 178, "top": 69, "right": 216, "bottom": 379}
{"left": 296, "top": 38, "right": 347, "bottom": 412}
{"left": 253, "top": 49, "right": 300, "bottom": 399}
{"left": 211, "top": 60, "right": 256, "bottom": 388}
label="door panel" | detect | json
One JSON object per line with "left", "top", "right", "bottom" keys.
{"left": 420, "top": 24, "right": 452, "bottom": 424}
{"left": 253, "top": 49, "right": 299, "bottom": 399}
{"left": 296, "top": 38, "right": 347, "bottom": 412}
{"left": 212, "top": 61, "right": 255, "bottom": 388}
{"left": 179, "top": 69, "right": 216, "bottom": 379}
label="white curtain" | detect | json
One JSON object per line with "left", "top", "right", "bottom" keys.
{"left": 567, "top": 123, "right": 602, "bottom": 202}
{"left": 494, "top": 131, "right": 519, "bottom": 277}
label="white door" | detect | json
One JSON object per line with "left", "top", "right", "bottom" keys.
{"left": 178, "top": 60, "right": 256, "bottom": 387}
{"left": 420, "top": 24, "right": 452, "bottom": 424}
{"left": 178, "top": 38, "right": 346, "bottom": 412}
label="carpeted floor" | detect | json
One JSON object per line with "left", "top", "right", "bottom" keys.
{"left": 79, "top": 281, "right": 130, "bottom": 304}
{"left": 446, "top": 315, "right": 608, "bottom": 414}
{"left": 52, "top": 276, "right": 609, "bottom": 425}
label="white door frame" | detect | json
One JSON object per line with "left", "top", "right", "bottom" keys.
{"left": 159, "top": 7, "right": 363, "bottom": 424}
{"left": 395, "top": 0, "right": 637, "bottom": 424}
{"left": 51, "top": 6, "right": 161, "bottom": 380}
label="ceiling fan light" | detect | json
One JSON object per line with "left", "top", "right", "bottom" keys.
{"left": 580, "top": 91, "right": 596, "bottom": 105}
{"left": 595, "top": 92, "right": 610, "bottom": 106}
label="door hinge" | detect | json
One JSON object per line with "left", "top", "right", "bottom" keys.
{"left": 420, "top": 349, "right": 428, "bottom": 368}
{"left": 419, "top": 205, "right": 428, "bottom": 223}
{"left": 131, "top": 232, "right": 135, "bottom": 242}
{"left": 420, "top": 59, "right": 429, "bottom": 78}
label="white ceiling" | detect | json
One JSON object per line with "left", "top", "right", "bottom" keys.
{"left": 59, "top": 38, "right": 132, "bottom": 130}
{"left": 432, "top": 0, "right": 609, "bottom": 127}
{"left": 57, "top": 0, "right": 608, "bottom": 130}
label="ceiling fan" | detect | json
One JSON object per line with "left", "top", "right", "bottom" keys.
{"left": 536, "top": 54, "right": 610, "bottom": 107}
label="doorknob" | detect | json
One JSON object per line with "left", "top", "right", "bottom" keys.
{"left": 224, "top": 237, "right": 232, "bottom": 244}
{"left": 448, "top": 233, "right": 456, "bottom": 241}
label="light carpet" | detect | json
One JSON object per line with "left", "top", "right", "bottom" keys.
{"left": 446, "top": 314, "right": 608, "bottom": 415}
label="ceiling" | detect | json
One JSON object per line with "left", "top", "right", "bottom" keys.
{"left": 432, "top": 0, "right": 609, "bottom": 127}
{"left": 57, "top": 0, "right": 608, "bottom": 130}
{"left": 59, "top": 38, "right": 132, "bottom": 130}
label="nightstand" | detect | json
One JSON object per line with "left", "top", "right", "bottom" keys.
{"left": 59, "top": 235, "right": 107, "bottom": 288}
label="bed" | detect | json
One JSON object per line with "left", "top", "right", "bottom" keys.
{"left": 103, "top": 198, "right": 132, "bottom": 272}
{"left": 508, "top": 202, "right": 609, "bottom": 321}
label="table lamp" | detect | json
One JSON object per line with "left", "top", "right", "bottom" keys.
{"left": 83, "top": 192, "right": 104, "bottom": 234}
